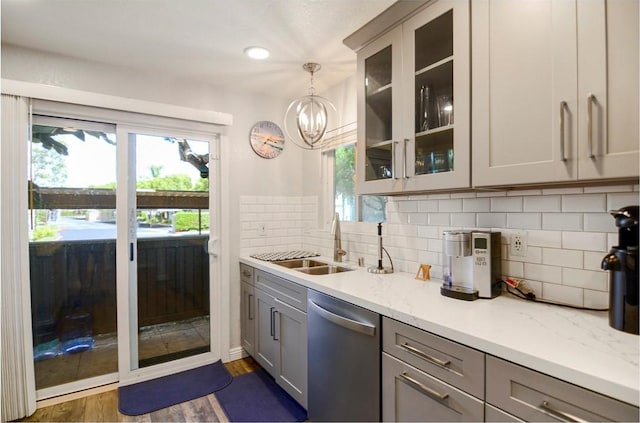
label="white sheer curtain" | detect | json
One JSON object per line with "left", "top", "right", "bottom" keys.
{"left": 1, "top": 94, "right": 37, "bottom": 420}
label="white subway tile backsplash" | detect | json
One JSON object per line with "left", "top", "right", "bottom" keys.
{"left": 562, "top": 268, "right": 607, "bottom": 291}
{"left": 451, "top": 213, "right": 476, "bottom": 227}
{"left": 584, "top": 185, "right": 634, "bottom": 194}
{"left": 524, "top": 263, "right": 562, "bottom": 283}
{"left": 607, "top": 192, "right": 639, "bottom": 211}
{"left": 463, "top": 198, "right": 491, "bottom": 212}
{"left": 507, "top": 213, "right": 541, "bottom": 229}
{"left": 562, "top": 231, "right": 607, "bottom": 252}
{"left": 438, "top": 199, "right": 463, "bottom": 212}
{"left": 542, "top": 213, "right": 583, "bottom": 231}
{"left": 583, "top": 289, "right": 608, "bottom": 309}
{"left": 542, "top": 187, "right": 584, "bottom": 195}
{"left": 477, "top": 213, "right": 506, "bottom": 227}
{"left": 583, "top": 213, "right": 617, "bottom": 233}
{"left": 542, "top": 248, "right": 583, "bottom": 269}
{"left": 398, "top": 200, "right": 418, "bottom": 213}
{"left": 542, "top": 283, "right": 583, "bottom": 306}
{"left": 562, "top": 194, "right": 606, "bottom": 212}
{"left": 524, "top": 195, "right": 561, "bottom": 212}
{"left": 242, "top": 187, "right": 621, "bottom": 309}
{"left": 428, "top": 213, "right": 451, "bottom": 226}
{"left": 583, "top": 251, "right": 606, "bottom": 271}
{"left": 418, "top": 200, "right": 439, "bottom": 212}
{"left": 527, "top": 230, "right": 562, "bottom": 248}
{"left": 491, "top": 197, "right": 523, "bottom": 212}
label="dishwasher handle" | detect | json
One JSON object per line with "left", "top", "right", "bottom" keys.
{"left": 309, "top": 299, "right": 376, "bottom": 336}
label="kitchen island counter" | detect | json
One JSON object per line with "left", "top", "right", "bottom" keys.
{"left": 240, "top": 255, "right": 639, "bottom": 407}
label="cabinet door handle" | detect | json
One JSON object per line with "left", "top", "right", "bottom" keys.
{"left": 242, "top": 270, "right": 252, "bottom": 278}
{"left": 392, "top": 141, "right": 399, "bottom": 180}
{"left": 273, "top": 310, "right": 280, "bottom": 341}
{"left": 269, "top": 306, "right": 275, "bottom": 337}
{"left": 403, "top": 138, "right": 410, "bottom": 179}
{"left": 398, "top": 372, "right": 449, "bottom": 401}
{"left": 248, "top": 293, "right": 254, "bottom": 320}
{"left": 559, "top": 101, "right": 568, "bottom": 162}
{"left": 401, "top": 342, "right": 451, "bottom": 368}
{"left": 539, "top": 400, "right": 588, "bottom": 423}
{"left": 587, "top": 94, "right": 596, "bottom": 159}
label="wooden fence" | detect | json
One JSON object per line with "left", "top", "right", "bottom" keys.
{"left": 29, "top": 235, "right": 210, "bottom": 344}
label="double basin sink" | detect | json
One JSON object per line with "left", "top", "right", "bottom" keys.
{"left": 274, "top": 258, "right": 354, "bottom": 275}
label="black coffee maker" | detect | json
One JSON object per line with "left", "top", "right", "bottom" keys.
{"left": 602, "top": 206, "right": 639, "bottom": 335}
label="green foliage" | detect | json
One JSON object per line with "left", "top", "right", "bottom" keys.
{"left": 335, "top": 145, "right": 355, "bottom": 199}
{"left": 174, "top": 211, "right": 209, "bottom": 232}
{"left": 32, "top": 143, "right": 68, "bottom": 187}
{"left": 194, "top": 178, "right": 209, "bottom": 192}
{"left": 31, "top": 225, "right": 59, "bottom": 241}
{"left": 137, "top": 174, "right": 193, "bottom": 191}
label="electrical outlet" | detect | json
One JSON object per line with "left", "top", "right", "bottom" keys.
{"left": 510, "top": 230, "right": 527, "bottom": 257}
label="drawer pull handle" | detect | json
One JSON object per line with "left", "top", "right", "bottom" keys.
{"left": 248, "top": 293, "right": 254, "bottom": 320}
{"left": 587, "top": 94, "right": 596, "bottom": 159}
{"left": 402, "top": 343, "right": 451, "bottom": 368}
{"left": 539, "top": 400, "right": 588, "bottom": 423}
{"left": 559, "top": 101, "right": 569, "bottom": 162}
{"left": 398, "top": 372, "right": 449, "bottom": 401}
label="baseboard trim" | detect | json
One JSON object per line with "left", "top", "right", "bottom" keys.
{"left": 227, "top": 346, "right": 247, "bottom": 362}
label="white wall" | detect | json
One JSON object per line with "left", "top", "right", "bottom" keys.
{"left": 1, "top": 44, "right": 307, "bottom": 353}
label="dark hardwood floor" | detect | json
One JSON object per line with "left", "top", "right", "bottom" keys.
{"left": 20, "top": 357, "right": 260, "bottom": 422}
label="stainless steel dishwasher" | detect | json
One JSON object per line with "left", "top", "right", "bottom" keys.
{"left": 307, "top": 289, "right": 381, "bottom": 422}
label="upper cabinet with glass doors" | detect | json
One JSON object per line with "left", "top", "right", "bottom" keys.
{"left": 351, "top": 0, "right": 470, "bottom": 195}
{"left": 472, "top": 0, "right": 639, "bottom": 186}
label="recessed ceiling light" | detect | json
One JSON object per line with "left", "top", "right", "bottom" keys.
{"left": 244, "top": 46, "right": 270, "bottom": 60}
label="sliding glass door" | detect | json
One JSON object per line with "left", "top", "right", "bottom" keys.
{"left": 29, "top": 116, "right": 119, "bottom": 395}
{"left": 118, "top": 127, "right": 220, "bottom": 382}
{"left": 28, "top": 111, "right": 221, "bottom": 398}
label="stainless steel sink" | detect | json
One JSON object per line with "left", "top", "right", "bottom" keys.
{"left": 297, "top": 265, "right": 353, "bottom": 275}
{"left": 273, "top": 258, "right": 354, "bottom": 275}
{"left": 274, "top": 258, "right": 328, "bottom": 269}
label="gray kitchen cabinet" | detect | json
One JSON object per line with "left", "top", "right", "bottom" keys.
{"left": 486, "top": 355, "right": 639, "bottom": 422}
{"left": 382, "top": 317, "right": 484, "bottom": 422}
{"left": 484, "top": 404, "right": 523, "bottom": 422}
{"left": 347, "top": 0, "right": 471, "bottom": 195}
{"left": 472, "top": 0, "right": 639, "bottom": 187}
{"left": 252, "top": 270, "right": 308, "bottom": 408}
{"left": 240, "top": 264, "right": 255, "bottom": 356}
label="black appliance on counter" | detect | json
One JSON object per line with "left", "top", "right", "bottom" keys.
{"left": 602, "top": 206, "right": 639, "bottom": 335}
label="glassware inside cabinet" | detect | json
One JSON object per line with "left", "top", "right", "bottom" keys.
{"left": 413, "top": 9, "right": 454, "bottom": 176}
{"left": 365, "top": 46, "right": 393, "bottom": 181}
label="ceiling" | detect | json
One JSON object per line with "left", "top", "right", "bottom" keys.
{"left": 1, "top": 0, "right": 396, "bottom": 100}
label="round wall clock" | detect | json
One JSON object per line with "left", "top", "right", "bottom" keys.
{"left": 249, "top": 121, "right": 285, "bottom": 159}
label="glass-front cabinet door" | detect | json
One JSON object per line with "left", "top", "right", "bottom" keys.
{"left": 403, "top": 0, "right": 470, "bottom": 191}
{"left": 356, "top": 26, "right": 403, "bottom": 195}
{"left": 355, "top": 0, "right": 469, "bottom": 195}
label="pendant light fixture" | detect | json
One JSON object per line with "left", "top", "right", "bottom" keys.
{"left": 284, "top": 63, "right": 336, "bottom": 150}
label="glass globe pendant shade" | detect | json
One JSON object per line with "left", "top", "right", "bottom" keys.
{"left": 284, "top": 63, "right": 337, "bottom": 150}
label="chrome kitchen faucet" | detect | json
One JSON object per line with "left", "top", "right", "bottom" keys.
{"left": 331, "top": 212, "right": 347, "bottom": 262}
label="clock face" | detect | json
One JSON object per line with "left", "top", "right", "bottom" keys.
{"left": 249, "top": 121, "right": 285, "bottom": 159}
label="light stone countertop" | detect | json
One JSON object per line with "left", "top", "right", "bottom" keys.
{"left": 239, "top": 255, "right": 640, "bottom": 407}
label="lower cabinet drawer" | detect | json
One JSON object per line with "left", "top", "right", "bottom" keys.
{"left": 486, "top": 355, "right": 639, "bottom": 422}
{"left": 485, "top": 403, "right": 523, "bottom": 422}
{"left": 383, "top": 317, "right": 485, "bottom": 399}
{"left": 382, "top": 352, "right": 484, "bottom": 422}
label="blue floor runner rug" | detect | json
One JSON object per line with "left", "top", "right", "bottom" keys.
{"left": 216, "top": 369, "right": 307, "bottom": 422}
{"left": 118, "top": 360, "right": 232, "bottom": 416}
